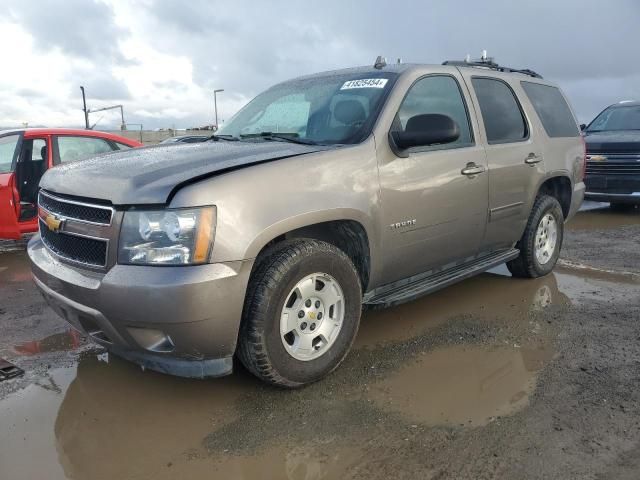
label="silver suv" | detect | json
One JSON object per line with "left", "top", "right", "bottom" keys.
{"left": 29, "top": 58, "right": 585, "bottom": 387}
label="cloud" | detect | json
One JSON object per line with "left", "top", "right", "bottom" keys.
{"left": 1, "top": 0, "right": 639, "bottom": 128}
{"left": 5, "top": 0, "right": 128, "bottom": 63}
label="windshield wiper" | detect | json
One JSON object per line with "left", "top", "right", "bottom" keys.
{"left": 208, "top": 134, "right": 239, "bottom": 141}
{"left": 239, "top": 132, "right": 318, "bottom": 145}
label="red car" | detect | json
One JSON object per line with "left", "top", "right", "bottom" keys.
{"left": 0, "top": 128, "right": 142, "bottom": 239}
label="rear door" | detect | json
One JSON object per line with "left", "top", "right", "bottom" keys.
{"left": 0, "top": 133, "right": 23, "bottom": 239}
{"left": 53, "top": 135, "right": 117, "bottom": 165}
{"left": 462, "top": 73, "right": 545, "bottom": 252}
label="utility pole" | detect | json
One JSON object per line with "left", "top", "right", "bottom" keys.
{"left": 213, "top": 89, "right": 224, "bottom": 130}
{"left": 80, "top": 86, "right": 89, "bottom": 129}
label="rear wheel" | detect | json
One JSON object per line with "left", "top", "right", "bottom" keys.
{"left": 237, "top": 239, "right": 362, "bottom": 387}
{"left": 507, "top": 195, "right": 564, "bottom": 278}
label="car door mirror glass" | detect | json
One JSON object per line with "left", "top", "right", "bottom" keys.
{"left": 391, "top": 113, "right": 460, "bottom": 150}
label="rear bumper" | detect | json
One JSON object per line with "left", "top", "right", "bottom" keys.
{"left": 567, "top": 181, "right": 585, "bottom": 221}
{"left": 28, "top": 235, "right": 254, "bottom": 378}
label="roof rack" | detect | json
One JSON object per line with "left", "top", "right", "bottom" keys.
{"left": 443, "top": 53, "right": 542, "bottom": 79}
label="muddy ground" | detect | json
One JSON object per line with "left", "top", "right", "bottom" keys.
{"left": 0, "top": 202, "right": 639, "bottom": 479}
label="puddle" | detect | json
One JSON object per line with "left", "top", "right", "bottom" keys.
{"left": 356, "top": 268, "right": 569, "bottom": 348}
{"left": 177, "top": 445, "right": 363, "bottom": 480}
{"left": 568, "top": 202, "right": 640, "bottom": 231}
{"left": 0, "top": 354, "right": 247, "bottom": 480}
{"left": 369, "top": 344, "right": 554, "bottom": 427}
{"left": 12, "top": 330, "right": 84, "bottom": 356}
{"left": 0, "top": 250, "right": 32, "bottom": 285}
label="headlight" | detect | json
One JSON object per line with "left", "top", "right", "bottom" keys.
{"left": 118, "top": 206, "right": 216, "bottom": 265}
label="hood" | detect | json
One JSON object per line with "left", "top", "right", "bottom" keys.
{"left": 584, "top": 130, "right": 640, "bottom": 153}
{"left": 40, "top": 141, "right": 331, "bottom": 205}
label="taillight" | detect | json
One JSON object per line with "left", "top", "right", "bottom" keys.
{"left": 580, "top": 135, "right": 587, "bottom": 181}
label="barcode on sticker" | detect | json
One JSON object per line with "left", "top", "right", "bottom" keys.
{"left": 340, "top": 78, "right": 388, "bottom": 90}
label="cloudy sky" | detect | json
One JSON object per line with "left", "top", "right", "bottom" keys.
{"left": 1, "top": 0, "right": 639, "bottom": 130}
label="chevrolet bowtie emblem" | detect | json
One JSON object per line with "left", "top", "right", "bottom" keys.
{"left": 590, "top": 155, "right": 607, "bottom": 162}
{"left": 308, "top": 312, "right": 316, "bottom": 320}
{"left": 45, "top": 214, "right": 63, "bottom": 233}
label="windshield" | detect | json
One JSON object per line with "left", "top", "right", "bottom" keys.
{"left": 218, "top": 72, "right": 397, "bottom": 145}
{"left": 0, "top": 134, "right": 20, "bottom": 174}
{"left": 587, "top": 105, "right": 640, "bottom": 132}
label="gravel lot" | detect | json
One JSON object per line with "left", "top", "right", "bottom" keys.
{"left": 0, "top": 202, "right": 639, "bottom": 479}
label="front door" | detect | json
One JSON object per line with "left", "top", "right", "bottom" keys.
{"left": 377, "top": 73, "right": 489, "bottom": 283}
{"left": 0, "top": 133, "right": 23, "bottom": 240}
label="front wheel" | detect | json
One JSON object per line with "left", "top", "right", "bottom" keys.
{"left": 507, "top": 195, "right": 564, "bottom": 278}
{"left": 237, "top": 239, "right": 362, "bottom": 387}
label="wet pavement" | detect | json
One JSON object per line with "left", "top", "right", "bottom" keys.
{"left": 1, "top": 202, "right": 640, "bottom": 479}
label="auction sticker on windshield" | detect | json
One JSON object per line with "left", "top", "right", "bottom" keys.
{"left": 340, "top": 78, "right": 388, "bottom": 90}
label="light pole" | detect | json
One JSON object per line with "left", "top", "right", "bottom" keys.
{"left": 213, "top": 89, "right": 224, "bottom": 130}
{"left": 80, "top": 86, "right": 89, "bottom": 129}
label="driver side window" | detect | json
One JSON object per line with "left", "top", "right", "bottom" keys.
{"left": 395, "top": 75, "right": 474, "bottom": 150}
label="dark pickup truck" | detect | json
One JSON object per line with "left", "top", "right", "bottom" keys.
{"left": 583, "top": 101, "right": 640, "bottom": 207}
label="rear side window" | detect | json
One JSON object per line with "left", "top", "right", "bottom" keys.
{"left": 27, "top": 139, "right": 47, "bottom": 162}
{"left": 471, "top": 78, "right": 528, "bottom": 144}
{"left": 115, "top": 142, "right": 134, "bottom": 150}
{"left": 521, "top": 82, "right": 579, "bottom": 137}
{"left": 56, "top": 136, "right": 114, "bottom": 164}
{"left": 0, "top": 134, "right": 20, "bottom": 173}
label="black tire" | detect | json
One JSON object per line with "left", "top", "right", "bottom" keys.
{"left": 507, "top": 195, "right": 564, "bottom": 278}
{"left": 237, "top": 239, "right": 362, "bottom": 388}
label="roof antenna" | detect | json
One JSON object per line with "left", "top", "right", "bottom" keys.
{"left": 374, "top": 55, "right": 387, "bottom": 69}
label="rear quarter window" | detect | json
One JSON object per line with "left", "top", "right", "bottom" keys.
{"left": 521, "top": 82, "right": 579, "bottom": 138}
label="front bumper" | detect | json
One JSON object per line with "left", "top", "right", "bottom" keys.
{"left": 28, "top": 235, "right": 254, "bottom": 378}
{"left": 584, "top": 191, "right": 640, "bottom": 204}
{"left": 585, "top": 174, "right": 640, "bottom": 204}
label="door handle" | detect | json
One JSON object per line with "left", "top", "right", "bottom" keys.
{"left": 525, "top": 153, "right": 542, "bottom": 165}
{"left": 461, "top": 163, "right": 486, "bottom": 176}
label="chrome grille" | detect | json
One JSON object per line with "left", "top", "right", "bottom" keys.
{"left": 586, "top": 161, "right": 640, "bottom": 175}
{"left": 38, "top": 190, "right": 113, "bottom": 225}
{"left": 37, "top": 190, "right": 113, "bottom": 268}
{"left": 39, "top": 220, "right": 108, "bottom": 267}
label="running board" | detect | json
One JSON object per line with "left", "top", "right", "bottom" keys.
{"left": 363, "top": 249, "right": 519, "bottom": 308}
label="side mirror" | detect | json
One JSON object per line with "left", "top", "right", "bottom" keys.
{"left": 390, "top": 113, "right": 460, "bottom": 150}
{"left": 580, "top": 124, "right": 587, "bottom": 131}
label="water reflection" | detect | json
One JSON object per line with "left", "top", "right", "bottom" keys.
{"left": 369, "top": 344, "right": 554, "bottom": 427}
